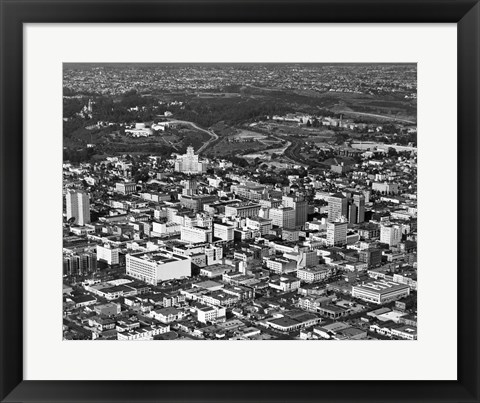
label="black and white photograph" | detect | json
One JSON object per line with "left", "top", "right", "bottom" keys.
{"left": 4, "top": 0, "right": 480, "bottom": 399}
{"left": 62, "top": 63, "right": 417, "bottom": 341}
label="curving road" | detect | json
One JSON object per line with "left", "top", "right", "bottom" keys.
{"left": 167, "top": 119, "right": 218, "bottom": 153}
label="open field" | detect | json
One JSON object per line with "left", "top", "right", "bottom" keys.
{"left": 332, "top": 109, "right": 416, "bottom": 124}
{"left": 205, "top": 138, "right": 271, "bottom": 158}
{"left": 230, "top": 129, "right": 268, "bottom": 141}
{"left": 328, "top": 95, "right": 416, "bottom": 123}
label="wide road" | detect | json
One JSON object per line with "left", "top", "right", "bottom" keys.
{"left": 167, "top": 119, "right": 219, "bottom": 153}
{"left": 266, "top": 134, "right": 306, "bottom": 166}
{"left": 282, "top": 136, "right": 309, "bottom": 166}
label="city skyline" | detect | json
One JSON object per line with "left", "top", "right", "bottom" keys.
{"left": 63, "top": 63, "right": 417, "bottom": 341}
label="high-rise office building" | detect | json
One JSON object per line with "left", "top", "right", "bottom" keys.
{"left": 214, "top": 223, "right": 235, "bottom": 241}
{"left": 182, "top": 179, "right": 198, "bottom": 196}
{"left": 63, "top": 251, "right": 97, "bottom": 276}
{"left": 66, "top": 190, "right": 90, "bottom": 226}
{"left": 270, "top": 206, "right": 296, "bottom": 228}
{"left": 352, "top": 193, "right": 365, "bottom": 223}
{"left": 282, "top": 195, "right": 308, "bottom": 227}
{"left": 297, "top": 249, "right": 319, "bottom": 268}
{"left": 328, "top": 193, "right": 348, "bottom": 222}
{"left": 348, "top": 203, "right": 358, "bottom": 224}
{"left": 380, "top": 224, "right": 404, "bottom": 246}
{"left": 326, "top": 221, "right": 348, "bottom": 246}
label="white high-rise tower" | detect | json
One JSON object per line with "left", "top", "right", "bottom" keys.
{"left": 66, "top": 190, "right": 90, "bottom": 226}
{"left": 174, "top": 146, "right": 207, "bottom": 174}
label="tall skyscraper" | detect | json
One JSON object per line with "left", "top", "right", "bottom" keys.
{"left": 282, "top": 195, "right": 308, "bottom": 227}
{"left": 328, "top": 193, "right": 348, "bottom": 222}
{"left": 270, "top": 206, "right": 296, "bottom": 228}
{"left": 66, "top": 190, "right": 90, "bottom": 226}
{"left": 326, "top": 221, "right": 348, "bottom": 246}
{"left": 352, "top": 193, "right": 365, "bottom": 223}
{"left": 348, "top": 203, "right": 358, "bottom": 224}
{"left": 182, "top": 179, "right": 198, "bottom": 196}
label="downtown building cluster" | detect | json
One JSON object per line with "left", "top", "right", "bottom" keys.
{"left": 63, "top": 143, "right": 417, "bottom": 341}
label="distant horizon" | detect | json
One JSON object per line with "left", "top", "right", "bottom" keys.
{"left": 64, "top": 62, "right": 417, "bottom": 69}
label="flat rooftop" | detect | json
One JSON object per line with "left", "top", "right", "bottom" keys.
{"left": 131, "top": 251, "right": 188, "bottom": 263}
{"left": 230, "top": 202, "right": 261, "bottom": 208}
{"left": 299, "top": 266, "right": 330, "bottom": 273}
{"left": 192, "top": 280, "right": 223, "bottom": 290}
{"left": 267, "top": 316, "right": 299, "bottom": 328}
{"left": 200, "top": 264, "right": 232, "bottom": 273}
{"left": 353, "top": 280, "right": 409, "bottom": 294}
{"left": 319, "top": 304, "right": 346, "bottom": 313}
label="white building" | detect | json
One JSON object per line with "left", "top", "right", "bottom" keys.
{"left": 270, "top": 206, "right": 296, "bottom": 228}
{"left": 263, "top": 257, "right": 297, "bottom": 274}
{"left": 149, "top": 307, "right": 182, "bottom": 324}
{"left": 66, "top": 190, "right": 90, "bottom": 226}
{"left": 380, "top": 224, "right": 404, "bottom": 246}
{"left": 151, "top": 222, "right": 181, "bottom": 237}
{"left": 174, "top": 146, "right": 207, "bottom": 174}
{"left": 181, "top": 226, "right": 212, "bottom": 244}
{"left": 269, "top": 276, "right": 301, "bottom": 292}
{"left": 297, "top": 266, "right": 330, "bottom": 283}
{"left": 125, "top": 127, "right": 153, "bottom": 137}
{"left": 96, "top": 244, "right": 120, "bottom": 265}
{"left": 151, "top": 122, "right": 170, "bottom": 131}
{"left": 204, "top": 244, "right": 223, "bottom": 265}
{"left": 126, "top": 251, "right": 191, "bottom": 285}
{"left": 372, "top": 182, "right": 400, "bottom": 194}
{"left": 115, "top": 182, "right": 136, "bottom": 195}
{"left": 196, "top": 305, "right": 226, "bottom": 324}
{"left": 390, "top": 325, "right": 417, "bottom": 340}
{"left": 224, "top": 202, "right": 262, "bottom": 219}
{"left": 245, "top": 217, "right": 272, "bottom": 235}
{"left": 214, "top": 223, "right": 234, "bottom": 241}
{"left": 352, "top": 280, "right": 410, "bottom": 304}
{"left": 117, "top": 325, "right": 169, "bottom": 340}
{"left": 326, "top": 221, "right": 348, "bottom": 246}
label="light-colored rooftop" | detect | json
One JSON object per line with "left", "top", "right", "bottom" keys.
{"left": 354, "top": 280, "right": 409, "bottom": 294}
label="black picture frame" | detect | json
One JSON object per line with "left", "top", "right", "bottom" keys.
{"left": 1, "top": 1, "right": 479, "bottom": 402}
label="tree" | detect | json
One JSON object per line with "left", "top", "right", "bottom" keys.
{"left": 387, "top": 147, "right": 398, "bottom": 157}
